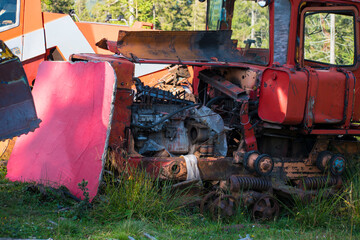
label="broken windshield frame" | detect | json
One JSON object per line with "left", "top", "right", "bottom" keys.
{"left": 206, "top": 0, "right": 270, "bottom": 65}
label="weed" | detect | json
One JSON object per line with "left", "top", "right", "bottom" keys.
{"left": 72, "top": 180, "right": 91, "bottom": 220}
{"left": 0, "top": 164, "right": 6, "bottom": 181}
{"left": 343, "top": 160, "right": 360, "bottom": 231}
{"left": 283, "top": 178, "right": 345, "bottom": 228}
{"left": 91, "top": 159, "right": 191, "bottom": 224}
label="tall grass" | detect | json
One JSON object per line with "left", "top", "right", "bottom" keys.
{"left": 91, "top": 158, "right": 191, "bottom": 224}
{"left": 283, "top": 158, "right": 360, "bottom": 230}
{"left": 343, "top": 159, "right": 360, "bottom": 230}
{"left": 289, "top": 187, "right": 345, "bottom": 228}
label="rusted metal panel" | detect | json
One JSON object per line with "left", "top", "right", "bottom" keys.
{"left": 70, "top": 53, "right": 135, "bottom": 148}
{"left": 0, "top": 41, "right": 40, "bottom": 141}
{"left": 119, "top": 156, "right": 244, "bottom": 181}
{"left": 306, "top": 68, "right": 347, "bottom": 125}
{"left": 98, "top": 30, "right": 243, "bottom": 64}
{"left": 199, "top": 70, "right": 247, "bottom": 101}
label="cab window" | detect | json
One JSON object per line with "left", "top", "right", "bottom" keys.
{"left": 231, "top": 1, "right": 269, "bottom": 49}
{"left": 206, "top": 0, "right": 270, "bottom": 65}
{"left": 0, "top": 0, "right": 19, "bottom": 32}
{"left": 231, "top": 1, "right": 269, "bottom": 65}
{"left": 207, "top": 0, "right": 224, "bottom": 30}
{"left": 304, "top": 11, "right": 355, "bottom": 66}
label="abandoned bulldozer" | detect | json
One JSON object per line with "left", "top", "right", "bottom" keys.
{"left": 71, "top": 0, "right": 360, "bottom": 220}
{"left": 7, "top": 0, "right": 360, "bottom": 221}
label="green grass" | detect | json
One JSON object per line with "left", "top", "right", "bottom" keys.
{"left": 1, "top": 160, "right": 360, "bottom": 239}
{"left": 91, "top": 167, "right": 190, "bottom": 224}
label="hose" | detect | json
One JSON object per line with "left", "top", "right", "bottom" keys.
{"left": 205, "top": 96, "right": 228, "bottom": 107}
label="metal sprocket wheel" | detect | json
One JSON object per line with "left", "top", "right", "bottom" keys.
{"left": 252, "top": 195, "right": 279, "bottom": 221}
{"left": 209, "top": 194, "right": 238, "bottom": 220}
{"left": 200, "top": 191, "right": 218, "bottom": 215}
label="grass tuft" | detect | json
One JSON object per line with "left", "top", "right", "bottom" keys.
{"left": 343, "top": 159, "right": 360, "bottom": 231}
{"left": 290, "top": 188, "right": 344, "bottom": 228}
{"left": 91, "top": 159, "right": 191, "bottom": 224}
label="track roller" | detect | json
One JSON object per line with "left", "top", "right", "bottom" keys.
{"left": 316, "top": 151, "right": 346, "bottom": 176}
{"left": 243, "top": 150, "right": 260, "bottom": 173}
{"left": 254, "top": 154, "right": 274, "bottom": 176}
{"left": 329, "top": 154, "right": 346, "bottom": 176}
{"left": 252, "top": 195, "right": 279, "bottom": 221}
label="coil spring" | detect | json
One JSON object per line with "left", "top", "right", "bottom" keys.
{"left": 229, "top": 176, "right": 271, "bottom": 192}
{"left": 300, "top": 176, "right": 339, "bottom": 190}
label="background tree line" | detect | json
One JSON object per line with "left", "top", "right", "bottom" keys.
{"left": 41, "top": 0, "right": 207, "bottom": 31}
{"left": 41, "top": 0, "right": 269, "bottom": 49}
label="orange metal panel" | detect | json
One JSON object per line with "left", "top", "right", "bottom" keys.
{"left": 42, "top": 12, "right": 68, "bottom": 24}
{"left": 23, "top": 0, "right": 42, "bottom": 34}
{"left": 259, "top": 68, "right": 307, "bottom": 124}
{"left": 76, "top": 22, "right": 153, "bottom": 54}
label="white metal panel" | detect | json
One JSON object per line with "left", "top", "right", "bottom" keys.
{"left": 22, "top": 28, "right": 46, "bottom": 61}
{"left": 4, "top": 35, "right": 23, "bottom": 60}
{"left": 44, "top": 15, "right": 94, "bottom": 60}
{"left": 134, "top": 63, "right": 169, "bottom": 77}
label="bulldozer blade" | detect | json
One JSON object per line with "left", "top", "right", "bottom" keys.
{"left": 98, "top": 30, "right": 243, "bottom": 64}
{"left": 0, "top": 41, "right": 40, "bottom": 141}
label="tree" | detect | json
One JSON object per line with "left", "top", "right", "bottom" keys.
{"left": 75, "top": 0, "right": 91, "bottom": 21}
{"left": 90, "top": 0, "right": 129, "bottom": 24}
{"left": 192, "top": 0, "right": 207, "bottom": 30}
{"left": 155, "top": 0, "right": 193, "bottom": 30}
{"left": 231, "top": 1, "right": 269, "bottom": 48}
{"left": 41, "top": 0, "right": 75, "bottom": 14}
{"left": 304, "top": 12, "right": 354, "bottom": 65}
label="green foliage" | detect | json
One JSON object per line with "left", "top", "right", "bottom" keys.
{"left": 89, "top": 0, "right": 128, "bottom": 23}
{"left": 343, "top": 160, "right": 360, "bottom": 229}
{"left": 68, "top": 0, "right": 207, "bottom": 30}
{"left": 231, "top": 1, "right": 269, "bottom": 48}
{"left": 41, "top": 0, "right": 75, "bottom": 14}
{"left": 1, "top": 160, "right": 360, "bottom": 239}
{"left": 304, "top": 12, "right": 355, "bottom": 65}
{"left": 91, "top": 163, "right": 190, "bottom": 224}
{"left": 155, "top": 0, "right": 192, "bottom": 30}
{"left": 75, "top": 0, "right": 91, "bottom": 21}
{"left": 72, "top": 179, "right": 91, "bottom": 220}
{"left": 0, "top": 163, "right": 6, "bottom": 180}
{"left": 287, "top": 187, "right": 345, "bottom": 228}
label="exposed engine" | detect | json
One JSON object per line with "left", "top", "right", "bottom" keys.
{"left": 131, "top": 78, "right": 227, "bottom": 157}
